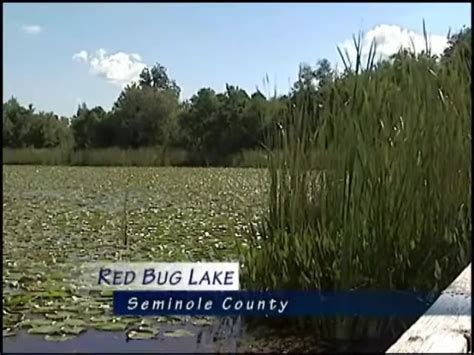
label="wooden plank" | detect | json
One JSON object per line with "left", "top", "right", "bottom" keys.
{"left": 386, "top": 263, "right": 471, "bottom": 353}
{"left": 418, "top": 332, "right": 468, "bottom": 353}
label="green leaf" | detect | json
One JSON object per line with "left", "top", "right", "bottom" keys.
{"left": 127, "top": 329, "right": 158, "bottom": 340}
{"left": 163, "top": 329, "right": 194, "bottom": 338}
{"left": 3, "top": 328, "right": 16, "bottom": 337}
{"left": 85, "top": 309, "right": 104, "bottom": 316}
{"left": 191, "top": 318, "right": 213, "bottom": 326}
{"left": 44, "top": 334, "right": 76, "bottom": 342}
{"left": 63, "top": 318, "right": 88, "bottom": 327}
{"left": 60, "top": 326, "right": 86, "bottom": 335}
{"left": 99, "top": 289, "right": 114, "bottom": 297}
{"left": 45, "top": 312, "right": 73, "bottom": 320}
{"left": 28, "top": 325, "right": 61, "bottom": 335}
{"left": 90, "top": 315, "right": 113, "bottom": 323}
{"left": 93, "top": 322, "right": 127, "bottom": 331}
{"left": 42, "top": 290, "right": 69, "bottom": 299}
{"left": 22, "top": 318, "right": 53, "bottom": 328}
{"left": 31, "top": 306, "right": 57, "bottom": 314}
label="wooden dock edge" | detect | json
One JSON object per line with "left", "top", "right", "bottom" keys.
{"left": 386, "top": 263, "right": 471, "bottom": 353}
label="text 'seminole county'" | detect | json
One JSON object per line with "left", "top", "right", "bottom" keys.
{"left": 126, "top": 295, "right": 289, "bottom": 314}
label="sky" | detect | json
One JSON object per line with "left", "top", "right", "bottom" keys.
{"left": 3, "top": 3, "right": 471, "bottom": 117}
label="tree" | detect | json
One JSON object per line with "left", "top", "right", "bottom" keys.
{"left": 178, "top": 88, "right": 222, "bottom": 164}
{"left": 3, "top": 114, "right": 15, "bottom": 147}
{"left": 216, "top": 84, "right": 251, "bottom": 156}
{"left": 111, "top": 83, "right": 179, "bottom": 148}
{"left": 71, "top": 104, "right": 107, "bottom": 149}
{"left": 177, "top": 84, "right": 254, "bottom": 165}
{"left": 314, "top": 58, "right": 334, "bottom": 90}
{"left": 442, "top": 26, "right": 471, "bottom": 61}
{"left": 241, "top": 91, "right": 269, "bottom": 149}
{"left": 3, "top": 97, "right": 33, "bottom": 147}
{"left": 290, "top": 60, "right": 335, "bottom": 133}
{"left": 293, "top": 63, "right": 318, "bottom": 93}
{"left": 139, "top": 63, "right": 181, "bottom": 98}
{"left": 292, "top": 59, "right": 334, "bottom": 94}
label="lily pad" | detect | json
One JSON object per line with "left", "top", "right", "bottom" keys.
{"left": 31, "top": 306, "right": 57, "bottom": 314}
{"left": 5, "top": 294, "right": 32, "bottom": 307}
{"left": 163, "top": 329, "right": 194, "bottom": 338}
{"left": 44, "top": 334, "right": 76, "bottom": 342}
{"left": 138, "top": 318, "right": 157, "bottom": 327}
{"left": 5, "top": 312, "right": 23, "bottom": 326}
{"left": 28, "top": 325, "right": 61, "bottom": 335}
{"left": 59, "top": 305, "right": 83, "bottom": 313}
{"left": 60, "top": 326, "right": 86, "bottom": 335}
{"left": 3, "top": 328, "right": 16, "bottom": 337}
{"left": 3, "top": 167, "right": 267, "bottom": 341}
{"left": 4, "top": 311, "right": 23, "bottom": 319}
{"left": 191, "top": 318, "right": 213, "bottom": 326}
{"left": 159, "top": 315, "right": 186, "bottom": 324}
{"left": 90, "top": 315, "right": 113, "bottom": 323}
{"left": 22, "top": 318, "right": 53, "bottom": 328}
{"left": 99, "top": 289, "right": 114, "bottom": 297}
{"left": 95, "top": 297, "right": 113, "bottom": 304}
{"left": 120, "top": 317, "right": 142, "bottom": 324}
{"left": 127, "top": 328, "right": 158, "bottom": 340}
{"left": 63, "top": 318, "right": 88, "bottom": 327}
{"left": 155, "top": 316, "right": 171, "bottom": 323}
{"left": 85, "top": 309, "right": 104, "bottom": 316}
{"left": 93, "top": 322, "right": 127, "bottom": 331}
{"left": 45, "top": 311, "right": 74, "bottom": 320}
{"left": 135, "top": 323, "right": 158, "bottom": 332}
{"left": 39, "top": 290, "right": 69, "bottom": 299}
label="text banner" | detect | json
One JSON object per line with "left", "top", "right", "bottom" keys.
{"left": 80, "top": 262, "right": 240, "bottom": 291}
{"left": 113, "top": 290, "right": 470, "bottom": 317}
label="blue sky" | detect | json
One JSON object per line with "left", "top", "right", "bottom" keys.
{"left": 3, "top": 3, "right": 471, "bottom": 117}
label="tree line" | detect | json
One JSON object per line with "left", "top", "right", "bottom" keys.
{"left": 3, "top": 27, "right": 470, "bottom": 166}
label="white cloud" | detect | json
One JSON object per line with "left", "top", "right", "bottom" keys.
{"left": 72, "top": 50, "right": 88, "bottom": 63}
{"left": 73, "top": 48, "right": 147, "bottom": 87}
{"left": 337, "top": 24, "right": 448, "bottom": 68}
{"left": 21, "top": 24, "right": 43, "bottom": 35}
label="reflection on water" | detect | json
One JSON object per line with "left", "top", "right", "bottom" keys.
{"left": 4, "top": 318, "right": 244, "bottom": 353}
{"left": 3, "top": 323, "right": 400, "bottom": 353}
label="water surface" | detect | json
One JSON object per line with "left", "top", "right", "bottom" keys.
{"left": 4, "top": 320, "right": 243, "bottom": 353}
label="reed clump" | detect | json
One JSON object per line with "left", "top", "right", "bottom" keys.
{"left": 241, "top": 26, "right": 471, "bottom": 343}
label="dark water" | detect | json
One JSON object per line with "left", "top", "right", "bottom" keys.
{"left": 3, "top": 324, "right": 403, "bottom": 353}
{"left": 3, "top": 316, "right": 411, "bottom": 353}
{"left": 3, "top": 320, "right": 243, "bottom": 353}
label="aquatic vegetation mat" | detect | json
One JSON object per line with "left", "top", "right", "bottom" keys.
{"left": 3, "top": 166, "right": 266, "bottom": 340}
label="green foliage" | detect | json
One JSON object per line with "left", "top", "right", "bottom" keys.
{"left": 69, "top": 147, "right": 188, "bottom": 166}
{"left": 2, "top": 24, "right": 472, "bottom": 349}
{"left": 3, "top": 98, "right": 33, "bottom": 147}
{"left": 4, "top": 55, "right": 333, "bottom": 166}
{"left": 3, "top": 165, "right": 265, "bottom": 343}
{"left": 3, "top": 147, "right": 188, "bottom": 167}
{"left": 178, "top": 88, "right": 222, "bottom": 164}
{"left": 71, "top": 104, "right": 107, "bottom": 149}
{"left": 3, "top": 26, "right": 471, "bottom": 168}
{"left": 228, "top": 149, "right": 269, "bottom": 168}
{"left": 139, "top": 62, "right": 181, "bottom": 98}
{"left": 241, "top": 25, "right": 471, "bottom": 341}
{"left": 442, "top": 26, "right": 471, "bottom": 63}
{"left": 3, "top": 98, "right": 73, "bottom": 150}
{"left": 3, "top": 148, "right": 70, "bottom": 165}
{"left": 110, "top": 84, "right": 179, "bottom": 148}
{"left": 178, "top": 85, "right": 270, "bottom": 166}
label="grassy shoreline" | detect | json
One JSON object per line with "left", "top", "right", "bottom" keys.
{"left": 3, "top": 147, "right": 269, "bottom": 168}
